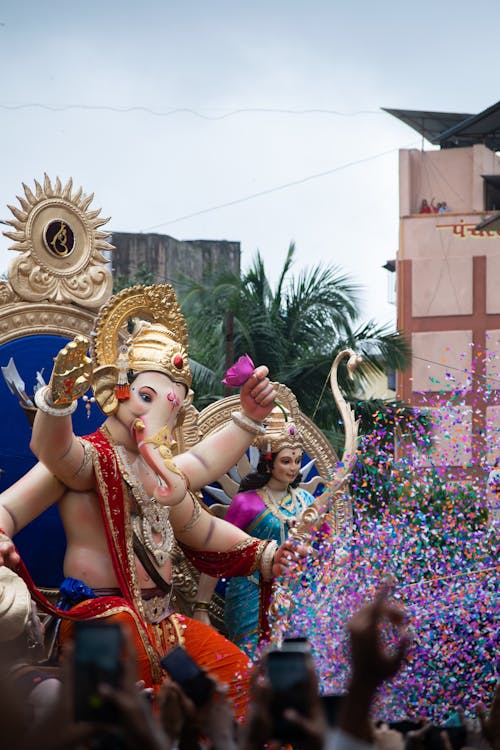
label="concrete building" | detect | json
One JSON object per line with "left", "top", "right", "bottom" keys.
{"left": 111, "top": 231, "right": 241, "bottom": 288}
{"left": 386, "top": 101, "right": 500, "bottom": 493}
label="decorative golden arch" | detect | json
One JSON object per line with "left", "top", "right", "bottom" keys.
{"left": 0, "top": 174, "right": 114, "bottom": 347}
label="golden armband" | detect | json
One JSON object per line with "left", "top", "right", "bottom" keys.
{"left": 257, "top": 540, "right": 279, "bottom": 581}
{"left": 182, "top": 491, "right": 202, "bottom": 532}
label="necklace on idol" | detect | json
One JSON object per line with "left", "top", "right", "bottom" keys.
{"left": 115, "top": 444, "right": 174, "bottom": 566}
{"left": 261, "top": 484, "right": 308, "bottom": 525}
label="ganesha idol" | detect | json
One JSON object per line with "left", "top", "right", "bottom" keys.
{"left": 0, "top": 177, "right": 295, "bottom": 717}
{"left": 0, "top": 280, "right": 296, "bottom": 717}
{"left": 0, "top": 177, "right": 358, "bottom": 718}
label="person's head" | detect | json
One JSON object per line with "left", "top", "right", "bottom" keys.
{"left": 239, "top": 402, "right": 304, "bottom": 491}
{"left": 421, "top": 199, "right": 428, "bottom": 207}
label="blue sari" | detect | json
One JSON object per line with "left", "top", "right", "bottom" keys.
{"left": 223, "top": 486, "right": 315, "bottom": 659}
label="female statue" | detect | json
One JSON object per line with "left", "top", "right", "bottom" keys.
{"left": 223, "top": 405, "right": 317, "bottom": 657}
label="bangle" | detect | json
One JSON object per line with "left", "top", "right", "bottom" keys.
{"left": 231, "top": 410, "right": 265, "bottom": 436}
{"left": 182, "top": 492, "right": 202, "bottom": 532}
{"left": 193, "top": 602, "right": 210, "bottom": 611}
{"left": 259, "top": 540, "right": 278, "bottom": 581}
{"left": 34, "top": 385, "right": 78, "bottom": 417}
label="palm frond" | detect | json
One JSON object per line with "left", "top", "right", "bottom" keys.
{"left": 174, "top": 245, "right": 411, "bottom": 434}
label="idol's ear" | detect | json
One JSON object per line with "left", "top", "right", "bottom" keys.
{"left": 182, "top": 388, "right": 194, "bottom": 409}
{"left": 92, "top": 364, "right": 120, "bottom": 416}
{"left": 176, "top": 388, "right": 194, "bottom": 429}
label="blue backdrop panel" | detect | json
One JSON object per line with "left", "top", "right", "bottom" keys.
{"left": 0, "top": 334, "right": 104, "bottom": 587}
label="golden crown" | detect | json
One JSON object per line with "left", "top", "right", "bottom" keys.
{"left": 91, "top": 284, "right": 192, "bottom": 414}
{"left": 127, "top": 320, "right": 191, "bottom": 389}
{"left": 255, "top": 403, "right": 303, "bottom": 454}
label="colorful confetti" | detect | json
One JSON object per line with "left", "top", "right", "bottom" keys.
{"left": 266, "top": 352, "right": 499, "bottom": 723}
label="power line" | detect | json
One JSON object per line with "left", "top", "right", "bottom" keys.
{"left": 0, "top": 102, "right": 384, "bottom": 120}
{"left": 0, "top": 100, "right": 417, "bottom": 229}
{"left": 143, "top": 140, "right": 419, "bottom": 230}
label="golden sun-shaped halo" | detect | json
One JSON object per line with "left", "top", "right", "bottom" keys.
{"left": 3, "top": 174, "right": 114, "bottom": 310}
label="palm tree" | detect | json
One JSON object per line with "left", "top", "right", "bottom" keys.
{"left": 177, "top": 243, "right": 411, "bottom": 440}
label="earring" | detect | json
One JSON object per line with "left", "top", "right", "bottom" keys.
{"left": 115, "top": 345, "right": 130, "bottom": 401}
{"left": 82, "top": 394, "right": 96, "bottom": 419}
{"left": 265, "top": 441, "right": 272, "bottom": 463}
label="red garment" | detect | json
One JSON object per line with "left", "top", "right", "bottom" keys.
{"left": 180, "top": 542, "right": 273, "bottom": 641}
{"left": 16, "top": 427, "right": 267, "bottom": 717}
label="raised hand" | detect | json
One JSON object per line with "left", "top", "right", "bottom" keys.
{"left": 240, "top": 366, "right": 276, "bottom": 423}
{"left": 272, "top": 538, "right": 309, "bottom": 578}
{"left": 374, "top": 722, "right": 405, "bottom": 750}
{"left": 200, "top": 682, "right": 238, "bottom": 750}
{"left": 347, "top": 584, "right": 409, "bottom": 691}
{"left": 49, "top": 336, "right": 92, "bottom": 405}
{"left": 158, "top": 679, "right": 195, "bottom": 745}
{"left": 97, "top": 630, "right": 170, "bottom": 750}
{"left": 478, "top": 681, "right": 500, "bottom": 750}
{"left": 243, "top": 661, "right": 274, "bottom": 750}
{"left": 338, "top": 586, "right": 410, "bottom": 745}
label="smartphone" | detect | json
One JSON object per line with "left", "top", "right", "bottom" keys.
{"left": 426, "top": 726, "right": 466, "bottom": 750}
{"left": 282, "top": 636, "right": 311, "bottom": 652}
{"left": 321, "top": 694, "right": 345, "bottom": 728}
{"left": 73, "top": 621, "right": 123, "bottom": 723}
{"left": 267, "top": 648, "right": 310, "bottom": 743}
{"left": 388, "top": 720, "right": 421, "bottom": 735}
{"left": 160, "top": 646, "right": 214, "bottom": 706}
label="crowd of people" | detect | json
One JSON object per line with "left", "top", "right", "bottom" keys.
{"left": 419, "top": 199, "right": 451, "bottom": 214}
{"left": 0, "top": 576, "right": 498, "bottom": 750}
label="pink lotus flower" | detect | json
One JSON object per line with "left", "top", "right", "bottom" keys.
{"left": 222, "top": 354, "right": 255, "bottom": 387}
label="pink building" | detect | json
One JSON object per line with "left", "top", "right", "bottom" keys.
{"left": 386, "top": 102, "right": 500, "bottom": 496}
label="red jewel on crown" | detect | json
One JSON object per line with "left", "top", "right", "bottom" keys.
{"left": 173, "top": 354, "right": 183, "bottom": 369}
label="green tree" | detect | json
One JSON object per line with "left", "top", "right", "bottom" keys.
{"left": 177, "top": 243, "right": 411, "bottom": 440}
{"left": 113, "top": 268, "right": 154, "bottom": 294}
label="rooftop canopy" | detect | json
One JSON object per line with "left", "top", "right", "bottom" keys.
{"left": 383, "top": 100, "right": 500, "bottom": 151}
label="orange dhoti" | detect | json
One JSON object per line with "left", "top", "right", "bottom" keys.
{"left": 60, "top": 607, "right": 252, "bottom": 721}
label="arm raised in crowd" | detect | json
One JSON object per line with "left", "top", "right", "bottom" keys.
{"left": 338, "top": 587, "right": 409, "bottom": 745}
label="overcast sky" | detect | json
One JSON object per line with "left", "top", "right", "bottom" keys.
{"left": 0, "top": 1, "right": 498, "bottom": 327}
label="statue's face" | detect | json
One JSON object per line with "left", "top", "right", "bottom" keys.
{"left": 271, "top": 448, "right": 303, "bottom": 486}
{"left": 116, "top": 370, "right": 187, "bottom": 433}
